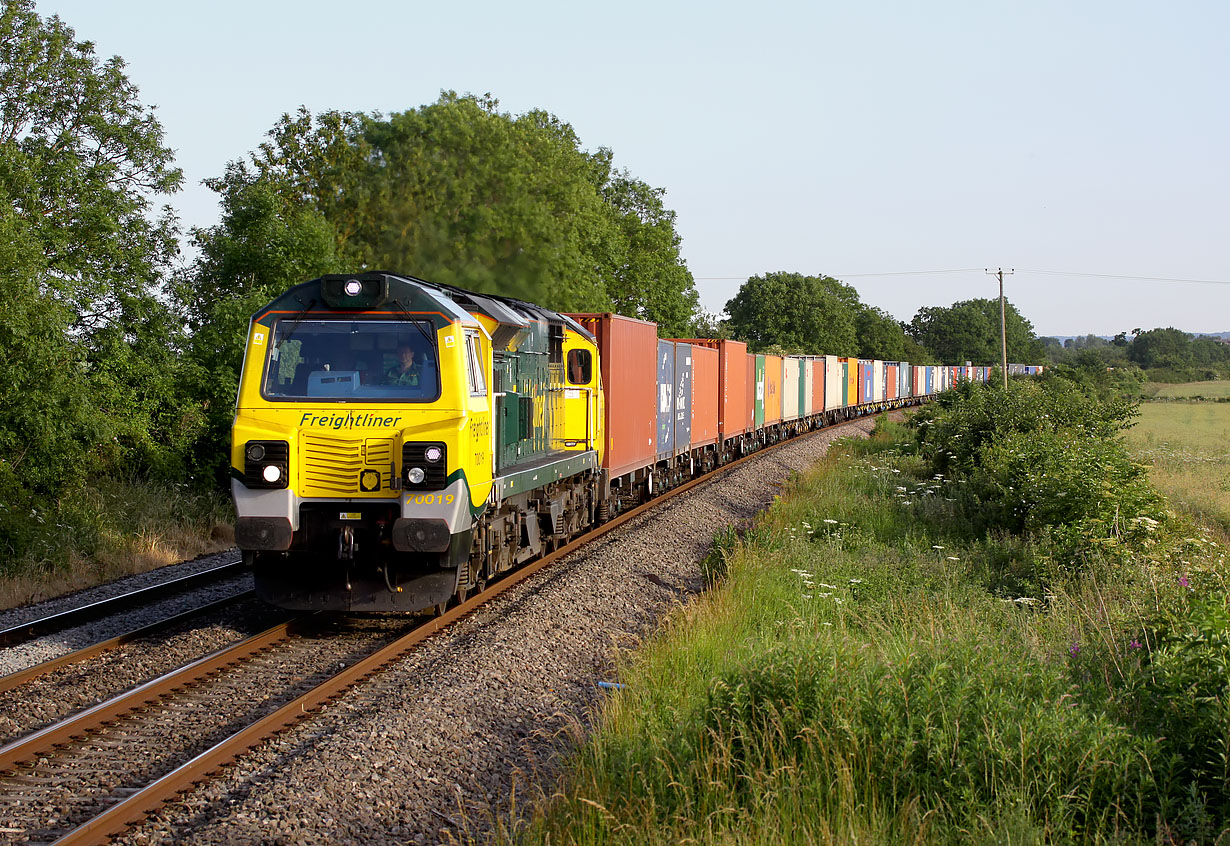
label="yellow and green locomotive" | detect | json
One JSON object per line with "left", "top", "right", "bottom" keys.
{"left": 231, "top": 272, "right": 604, "bottom": 612}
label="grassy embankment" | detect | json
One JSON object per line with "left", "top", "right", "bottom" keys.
{"left": 522, "top": 380, "right": 1229, "bottom": 844}
{"left": 0, "top": 479, "right": 233, "bottom": 610}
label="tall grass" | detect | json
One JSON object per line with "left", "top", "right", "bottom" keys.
{"left": 0, "top": 476, "right": 234, "bottom": 609}
{"left": 521, "top": 421, "right": 1229, "bottom": 845}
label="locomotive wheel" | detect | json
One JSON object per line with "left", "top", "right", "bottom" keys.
{"left": 433, "top": 601, "right": 448, "bottom": 617}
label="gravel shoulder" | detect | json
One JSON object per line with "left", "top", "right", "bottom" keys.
{"left": 113, "top": 418, "right": 876, "bottom": 846}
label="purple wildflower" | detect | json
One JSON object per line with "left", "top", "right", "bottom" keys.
{"left": 1128, "top": 639, "right": 1142, "bottom": 650}
{"left": 1178, "top": 574, "right": 1190, "bottom": 588}
{"left": 1069, "top": 642, "right": 1081, "bottom": 657}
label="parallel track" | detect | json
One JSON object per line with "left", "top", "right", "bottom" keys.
{"left": 0, "top": 413, "right": 890, "bottom": 845}
{"left": 0, "top": 590, "right": 256, "bottom": 696}
{"left": 0, "top": 561, "right": 250, "bottom": 648}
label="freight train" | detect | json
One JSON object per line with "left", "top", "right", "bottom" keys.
{"left": 230, "top": 272, "right": 1041, "bottom": 613}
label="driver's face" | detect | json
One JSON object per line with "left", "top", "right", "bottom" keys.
{"left": 398, "top": 346, "right": 415, "bottom": 369}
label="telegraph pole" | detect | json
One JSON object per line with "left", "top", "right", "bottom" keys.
{"left": 985, "top": 268, "right": 1013, "bottom": 388}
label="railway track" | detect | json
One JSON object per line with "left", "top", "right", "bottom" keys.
{"left": 0, "top": 416, "right": 877, "bottom": 844}
{"left": 0, "top": 561, "right": 250, "bottom": 649}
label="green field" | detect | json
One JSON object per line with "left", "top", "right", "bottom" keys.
{"left": 1147, "top": 380, "right": 1230, "bottom": 399}
{"left": 1128, "top": 403, "right": 1230, "bottom": 536}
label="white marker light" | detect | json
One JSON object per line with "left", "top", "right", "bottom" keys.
{"left": 407, "top": 467, "right": 426, "bottom": 485}
{"left": 424, "top": 446, "right": 443, "bottom": 463}
{"left": 344, "top": 279, "right": 363, "bottom": 296}
{"left": 262, "top": 464, "right": 282, "bottom": 483}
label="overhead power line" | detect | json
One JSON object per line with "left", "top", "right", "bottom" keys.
{"left": 694, "top": 268, "right": 1230, "bottom": 285}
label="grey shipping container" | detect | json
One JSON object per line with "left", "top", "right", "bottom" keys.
{"left": 657, "top": 340, "right": 675, "bottom": 458}
{"left": 673, "top": 343, "right": 692, "bottom": 454}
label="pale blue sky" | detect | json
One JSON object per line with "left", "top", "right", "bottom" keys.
{"left": 33, "top": 0, "right": 1230, "bottom": 335}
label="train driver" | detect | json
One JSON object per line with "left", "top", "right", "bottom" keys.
{"left": 386, "top": 341, "right": 424, "bottom": 388}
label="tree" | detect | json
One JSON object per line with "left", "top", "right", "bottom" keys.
{"left": 0, "top": 0, "right": 185, "bottom": 513}
{"left": 1127, "top": 327, "right": 1194, "bottom": 370}
{"left": 0, "top": 0, "right": 181, "bottom": 329}
{"left": 597, "top": 169, "right": 698, "bottom": 336}
{"left": 908, "top": 298, "right": 1043, "bottom": 364}
{"left": 205, "top": 94, "right": 699, "bottom": 328}
{"left": 725, "top": 272, "right": 858, "bottom": 353}
{"left": 854, "top": 306, "right": 907, "bottom": 360}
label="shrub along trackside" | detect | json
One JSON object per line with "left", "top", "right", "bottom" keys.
{"left": 522, "top": 378, "right": 1230, "bottom": 844}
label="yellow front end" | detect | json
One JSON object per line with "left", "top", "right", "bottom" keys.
{"left": 231, "top": 309, "right": 495, "bottom": 611}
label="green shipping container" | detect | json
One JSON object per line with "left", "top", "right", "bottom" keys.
{"left": 840, "top": 360, "right": 849, "bottom": 406}
{"left": 754, "top": 354, "right": 766, "bottom": 428}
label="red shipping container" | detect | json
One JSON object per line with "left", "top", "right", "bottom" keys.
{"left": 675, "top": 338, "right": 749, "bottom": 440}
{"left": 886, "top": 364, "right": 898, "bottom": 400}
{"left": 688, "top": 343, "right": 718, "bottom": 448}
{"left": 569, "top": 313, "right": 657, "bottom": 479}
{"left": 810, "top": 357, "right": 825, "bottom": 415}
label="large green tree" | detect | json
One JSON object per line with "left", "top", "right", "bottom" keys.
{"left": 194, "top": 95, "right": 699, "bottom": 331}
{"left": 724, "top": 272, "right": 859, "bottom": 354}
{"left": 908, "top": 298, "right": 1043, "bottom": 364}
{"left": 0, "top": 0, "right": 186, "bottom": 514}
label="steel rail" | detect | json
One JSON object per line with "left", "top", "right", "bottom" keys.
{"left": 0, "top": 590, "right": 257, "bottom": 696}
{"left": 0, "top": 617, "right": 297, "bottom": 773}
{"left": 50, "top": 411, "right": 896, "bottom": 845}
{"left": 0, "top": 559, "right": 249, "bottom": 648}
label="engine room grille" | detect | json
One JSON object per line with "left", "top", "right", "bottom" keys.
{"left": 300, "top": 433, "right": 364, "bottom": 495}
{"left": 299, "top": 434, "right": 397, "bottom": 497}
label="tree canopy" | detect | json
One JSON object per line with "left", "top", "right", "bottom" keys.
{"left": 189, "top": 95, "right": 699, "bottom": 334}
{"left": 0, "top": 0, "right": 187, "bottom": 521}
{"left": 908, "top": 298, "right": 1044, "bottom": 364}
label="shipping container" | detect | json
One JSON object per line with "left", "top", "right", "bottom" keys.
{"left": 673, "top": 343, "right": 692, "bottom": 454}
{"left": 825, "top": 355, "right": 843, "bottom": 409}
{"left": 899, "top": 361, "right": 910, "bottom": 398}
{"left": 872, "top": 359, "right": 885, "bottom": 402}
{"left": 747, "top": 351, "right": 757, "bottom": 430}
{"left": 689, "top": 342, "right": 718, "bottom": 448}
{"left": 925, "top": 366, "right": 934, "bottom": 395}
{"left": 569, "top": 313, "right": 657, "bottom": 479}
{"left": 886, "top": 363, "right": 898, "bottom": 400}
{"left": 804, "top": 357, "right": 820, "bottom": 416}
{"left": 764, "top": 355, "right": 783, "bottom": 425}
{"left": 656, "top": 340, "right": 675, "bottom": 458}
{"left": 858, "top": 359, "right": 874, "bottom": 406}
{"left": 676, "top": 338, "right": 749, "bottom": 441}
{"left": 913, "top": 365, "right": 925, "bottom": 397}
{"left": 840, "top": 357, "right": 857, "bottom": 407}
{"left": 782, "top": 356, "right": 802, "bottom": 421}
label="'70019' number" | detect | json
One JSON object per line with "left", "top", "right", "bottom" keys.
{"left": 410, "top": 493, "right": 454, "bottom": 505}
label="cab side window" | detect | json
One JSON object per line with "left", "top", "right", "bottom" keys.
{"left": 466, "top": 332, "right": 487, "bottom": 396}
{"left": 566, "top": 348, "right": 592, "bottom": 385}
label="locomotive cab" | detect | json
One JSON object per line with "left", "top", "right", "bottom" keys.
{"left": 231, "top": 272, "right": 604, "bottom": 614}
{"left": 231, "top": 273, "right": 497, "bottom": 612}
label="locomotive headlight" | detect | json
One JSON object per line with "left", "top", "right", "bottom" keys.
{"left": 424, "top": 446, "right": 443, "bottom": 463}
{"left": 246, "top": 443, "right": 265, "bottom": 462}
{"left": 262, "top": 464, "right": 282, "bottom": 483}
{"left": 406, "top": 467, "right": 426, "bottom": 485}
{"left": 343, "top": 278, "right": 363, "bottom": 296}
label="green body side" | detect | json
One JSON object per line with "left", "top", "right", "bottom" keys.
{"left": 495, "top": 320, "right": 556, "bottom": 472}
{"left": 754, "top": 355, "right": 766, "bottom": 428}
{"left": 841, "top": 361, "right": 849, "bottom": 406}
